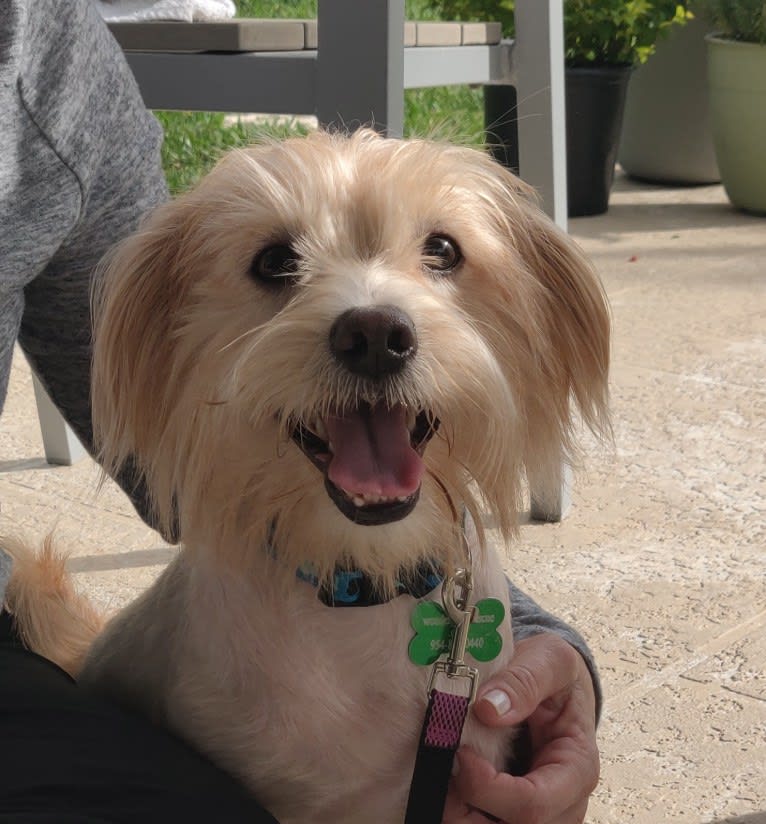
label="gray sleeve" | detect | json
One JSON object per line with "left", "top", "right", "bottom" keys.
{"left": 13, "top": 0, "right": 168, "bottom": 530}
{"left": 508, "top": 579, "right": 603, "bottom": 722}
{"left": 0, "top": 549, "right": 11, "bottom": 605}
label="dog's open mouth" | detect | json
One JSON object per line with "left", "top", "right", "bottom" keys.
{"left": 291, "top": 403, "right": 439, "bottom": 525}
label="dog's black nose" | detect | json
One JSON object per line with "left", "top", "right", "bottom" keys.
{"left": 330, "top": 305, "right": 418, "bottom": 378}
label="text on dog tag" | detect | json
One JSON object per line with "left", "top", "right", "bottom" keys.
{"left": 408, "top": 598, "right": 505, "bottom": 665}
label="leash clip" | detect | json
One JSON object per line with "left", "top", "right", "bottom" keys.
{"left": 405, "top": 557, "right": 481, "bottom": 823}
{"left": 426, "top": 568, "right": 479, "bottom": 705}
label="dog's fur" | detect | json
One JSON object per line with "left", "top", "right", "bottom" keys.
{"left": 4, "top": 130, "right": 609, "bottom": 823}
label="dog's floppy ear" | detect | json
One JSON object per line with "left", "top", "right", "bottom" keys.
{"left": 518, "top": 205, "right": 611, "bottom": 509}
{"left": 90, "top": 197, "right": 197, "bottom": 528}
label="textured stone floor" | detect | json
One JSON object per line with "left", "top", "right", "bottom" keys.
{"left": 1, "top": 171, "right": 764, "bottom": 823}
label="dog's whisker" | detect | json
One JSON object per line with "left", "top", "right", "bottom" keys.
{"left": 265, "top": 481, "right": 311, "bottom": 508}
{"left": 218, "top": 324, "right": 265, "bottom": 354}
{"left": 426, "top": 468, "right": 460, "bottom": 526}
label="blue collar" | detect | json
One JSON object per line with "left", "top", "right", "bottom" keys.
{"left": 296, "top": 561, "right": 443, "bottom": 607}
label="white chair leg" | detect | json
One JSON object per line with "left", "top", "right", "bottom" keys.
{"left": 529, "top": 461, "right": 572, "bottom": 522}
{"left": 514, "top": 0, "right": 571, "bottom": 519}
{"left": 31, "top": 374, "right": 87, "bottom": 466}
{"left": 514, "top": 0, "right": 568, "bottom": 230}
{"left": 316, "top": 0, "right": 405, "bottom": 136}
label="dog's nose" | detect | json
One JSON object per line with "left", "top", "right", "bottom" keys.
{"left": 330, "top": 305, "right": 418, "bottom": 378}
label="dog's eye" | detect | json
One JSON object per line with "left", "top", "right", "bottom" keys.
{"left": 422, "top": 234, "right": 462, "bottom": 274}
{"left": 251, "top": 244, "right": 300, "bottom": 284}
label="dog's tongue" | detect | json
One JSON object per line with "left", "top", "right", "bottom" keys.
{"left": 326, "top": 404, "right": 423, "bottom": 498}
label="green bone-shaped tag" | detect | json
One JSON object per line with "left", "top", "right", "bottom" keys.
{"left": 408, "top": 598, "right": 505, "bottom": 666}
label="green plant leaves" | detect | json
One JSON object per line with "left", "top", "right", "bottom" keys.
{"left": 697, "top": 0, "right": 766, "bottom": 43}
{"left": 432, "top": 0, "right": 693, "bottom": 65}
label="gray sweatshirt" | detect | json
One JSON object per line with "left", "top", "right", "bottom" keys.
{"left": 0, "top": 0, "right": 601, "bottom": 718}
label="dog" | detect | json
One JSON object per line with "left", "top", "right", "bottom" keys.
{"left": 4, "top": 129, "right": 609, "bottom": 823}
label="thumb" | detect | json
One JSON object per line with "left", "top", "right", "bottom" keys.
{"left": 473, "top": 633, "right": 581, "bottom": 727}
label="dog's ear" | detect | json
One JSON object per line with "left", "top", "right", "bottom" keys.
{"left": 90, "top": 197, "right": 197, "bottom": 529}
{"left": 516, "top": 205, "right": 611, "bottom": 509}
{"left": 470, "top": 162, "right": 610, "bottom": 510}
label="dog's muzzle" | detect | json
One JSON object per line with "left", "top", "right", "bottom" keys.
{"left": 292, "top": 305, "right": 438, "bottom": 525}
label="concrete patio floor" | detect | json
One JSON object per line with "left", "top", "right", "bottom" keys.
{"left": 1, "top": 170, "right": 764, "bottom": 823}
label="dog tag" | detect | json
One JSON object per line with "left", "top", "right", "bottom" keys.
{"left": 464, "top": 598, "right": 505, "bottom": 662}
{"left": 409, "top": 601, "right": 453, "bottom": 664}
{"left": 408, "top": 598, "right": 505, "bottom": 666}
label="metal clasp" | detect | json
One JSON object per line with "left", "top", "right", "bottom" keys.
{"left": 427, "top": 568, "right": 479, "bottom": 705}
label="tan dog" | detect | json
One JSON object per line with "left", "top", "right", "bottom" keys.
{"left": 5, "top": 130, "right": 609, "bottom": 823}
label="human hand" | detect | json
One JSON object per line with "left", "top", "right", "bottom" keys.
{"left": 443, "top": 633, "right": 600, "bottom": 823}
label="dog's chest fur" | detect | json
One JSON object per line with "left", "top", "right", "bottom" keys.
{"left": 83, "top": 546, "right": 514, "bottom": 824}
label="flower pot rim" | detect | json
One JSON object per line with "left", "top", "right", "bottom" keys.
{"left": 565, "top": 62, "right": 634, "bottom": 73}
{"left": 705, "top": 33, "right": 766, "bottom": 49}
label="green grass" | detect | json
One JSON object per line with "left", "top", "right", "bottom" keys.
{"left": 236, "top": 0, "right": 315, "bottom": 15}
{"left": 157, "top": 112, "right": 312, "bottom": 194}
{"left": 158, "top": 0, "right": 485, "bottom": 194}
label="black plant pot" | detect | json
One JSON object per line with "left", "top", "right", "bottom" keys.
{"left": 566, "top": 65, "right": 632, "bottom": 217}
{"left": 484, "top": 85, "right": 520, "bottom": 175}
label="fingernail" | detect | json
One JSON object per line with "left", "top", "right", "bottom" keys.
{"left": 481, "top": 688, "right": 512, "bottom": 716}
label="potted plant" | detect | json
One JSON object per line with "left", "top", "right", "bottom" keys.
{"left": 431, "top": 0, "right": 690, "bottom": 215}
{"left": 562, "top": 0, "right": 690, "bottom": 215}
{"left": 700, "top": 0, "right": 766, "bottom": 213}
{"left": 618, "top": 2, "right": 720, "bottom": 185}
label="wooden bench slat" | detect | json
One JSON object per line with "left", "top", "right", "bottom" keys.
{"left": 108, "top": 19, "right": 501, "bottom": 54}
{"left": 303, "top": 19, "right": 318, "bottom": 50}
{"left": 415, "top": 22, "right": 462, "bottom": 47}
{"left": 108, "top": 19, "right": 307, "bottom": 53}
{"left": 404, "top": 21, "right": 416, "bottom": 48}
{"left": 461, "top": 21, "right": 502, "bottom": 46}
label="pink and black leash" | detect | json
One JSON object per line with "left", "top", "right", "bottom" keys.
{"left": 405, "top": 570, "right": 479, "bottom": 824}
{"left": 404, "top": 687, "right": 472, "bottom": 823}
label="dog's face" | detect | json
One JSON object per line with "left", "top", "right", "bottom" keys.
{"left": 92, "top": 130, "right": 609, "bottom": 586}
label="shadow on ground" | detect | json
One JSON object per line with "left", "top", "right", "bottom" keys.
{"left": 572, "top": 201, "right": 766, "bottom": 237}
{"left": 704, "top": 814, "right": 766, "bottom": 824}
{"left": 0, "top": 458, "right": 51, "bottom": 473}
{"left": 570, "top": 171, "right": 766, "bottom": 238}
{"left": 67, "top": 547, "right": 176, "bottom": 572}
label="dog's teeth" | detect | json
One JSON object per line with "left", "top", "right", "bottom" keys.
{"left": 406, "top": 407, "right": 417, "bottom": 432}
{"left": 328, "top": 440, "right": 334, "bottom": 453}
{"left": 315, "top": 418, "right": 328, "bottom": 441}
{"left": 343, "top": 490, "right": 410, "bottom": 508}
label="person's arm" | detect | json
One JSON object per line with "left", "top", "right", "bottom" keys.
{"left": 508, "top": 580, "right": 602, "bottom": 721}
{"left": 12, "top": 0, "right": 168, "bottom": 531}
